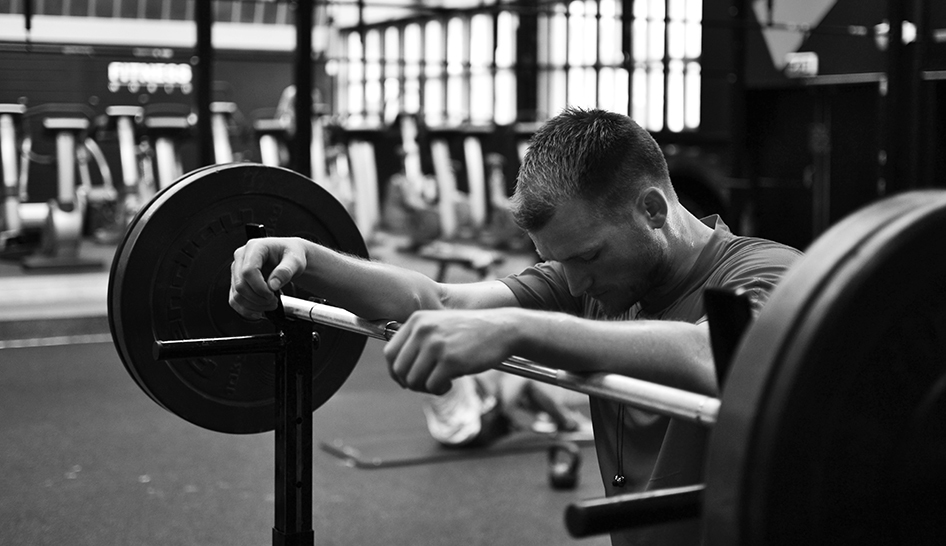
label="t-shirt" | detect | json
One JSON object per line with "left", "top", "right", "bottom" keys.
{"left": 499, "top": 216, "right": 802, "bottom": 545}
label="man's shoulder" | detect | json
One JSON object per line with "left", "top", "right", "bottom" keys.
{"left": 706, "top": 216, "right": 803, "bottom": 265}
{"left": 721, "top": 235, "right": 803, "bottom": 266}
{"left": 704, "top": 234, "right": 802, "bottom": 288}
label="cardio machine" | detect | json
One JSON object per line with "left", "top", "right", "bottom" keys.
{"left": 0, "top": 103, "right": 39, "bottom": 258}
{"left": 16, "top": 103, "right": 109, "bottom": 270}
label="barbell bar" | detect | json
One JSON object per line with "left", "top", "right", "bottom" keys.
{"left": 279, "top": 295, "right": 722, "bottom": 426}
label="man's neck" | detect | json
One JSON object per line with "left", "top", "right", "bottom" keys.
{"left": 642, "top": 211, "right": 716, "bottom": 311}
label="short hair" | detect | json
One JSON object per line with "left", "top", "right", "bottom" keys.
{"left": 510, "top": 107, "right": 674, "bottom": 231}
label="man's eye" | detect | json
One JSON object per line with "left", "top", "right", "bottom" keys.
{"left": 581, "top": 252, "right": 599, "bottom": 263}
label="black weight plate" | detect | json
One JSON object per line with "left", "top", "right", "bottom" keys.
{"left": 704, "top": 190, "right": 946, "bottom": 545}
{"left": 108, "top": 163, "right": 368, "bottom": 434}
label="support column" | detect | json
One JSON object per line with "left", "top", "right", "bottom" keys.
{"left": 293, "top": 0, "right": 314, "bottom": 178}
{"left": 272, "top": 319, "right": 316, "bottom": 546}
{"left": 195, "top": 0, "right": 214, "bottom": 167}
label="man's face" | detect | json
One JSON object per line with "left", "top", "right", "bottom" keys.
{"left": 529, "top": 197, "right": 666, "bottom": 317}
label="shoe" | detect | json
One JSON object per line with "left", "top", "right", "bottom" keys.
{"left": 423, "top": 375, "right": 498, "bottom": 447}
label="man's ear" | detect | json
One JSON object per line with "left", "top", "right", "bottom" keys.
{"left": 639, "top": 187, "right": 668, "bottom": 228}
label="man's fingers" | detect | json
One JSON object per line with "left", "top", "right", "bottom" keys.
{"left": 385, "top": 320, "right": 439, "bottom": 391}
{"left": 266, "top": 243, "right": 307, "bottom": 292}
{"left": 424, "top": 369, "right": 453, "bottom": 396}
{"left": 383, "top": 327, "right": 412, "bottom": 389}
{"left": 402, "top": 343, "right": 439, "bottom": 392}
{"left": 267, "top": 261, "right": 296, "bottom": 292}
{"left": 228, "top": 299, "right": 266, "bottom": 321}
{"left": 229, "top": 240, "right": 306, "bottom": 319}
{"left": 232, "top": 244, "right": 277, "bottom": 301}
{"left": 384, "top": 321, "right": 455, "bottom": 395}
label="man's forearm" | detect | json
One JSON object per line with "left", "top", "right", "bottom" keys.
{"left": 507, "top": 308, "right": 719, "bottom": 396}
{"left": 295, "top": 240, "right": 446, "bottom": 322}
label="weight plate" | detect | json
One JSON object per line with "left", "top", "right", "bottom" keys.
{"left": 108, "top": 163, "right": 368, "bottom": 434}
{"left": 705, "top": 190, "right": 946, "bottom": 545}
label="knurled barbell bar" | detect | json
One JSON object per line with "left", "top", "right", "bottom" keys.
{"left": 277, "top": 294, "right": 721, "bottom": 424}
{"left": 109, "top": 163, "right": 946, "bottom": 546}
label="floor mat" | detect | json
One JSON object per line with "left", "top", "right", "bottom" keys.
{"left": 319, "top": 429, "right": 594, "bottom": 469}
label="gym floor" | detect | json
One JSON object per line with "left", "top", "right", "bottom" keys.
{"left": 0, "top": 233, "right": 609, "bottom": 546}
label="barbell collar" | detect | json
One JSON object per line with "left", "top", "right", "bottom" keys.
{"left": 280, "top": 295, "right": 721, "bottom": 426}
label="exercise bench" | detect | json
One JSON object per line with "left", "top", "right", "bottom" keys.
{"left": 416, "top": 239, "right": 505, "bottom": 282}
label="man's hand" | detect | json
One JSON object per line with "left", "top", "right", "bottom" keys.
{"left": 229, "top": 237, "right": 308, "bottom": 320}
{"left": 383, "top": 308, "right": 520, "bottom": 395}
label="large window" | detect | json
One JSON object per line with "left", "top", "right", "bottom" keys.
{"left": 538, "top": 0, "right": 629, "bottom": 118}
{"left": 538, "top": 0, "right": 701, "bottom": 132}
{"left": 335, "top": 0, "right": 702, "bottom": 131}
{"left": 630, "top": 0, "right": 702, "bottom": 132}
{"left": 338, "top": 7, "right": 519, "bottom": 128}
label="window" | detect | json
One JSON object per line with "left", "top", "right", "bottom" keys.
{"left": 423, "top": 20, "right": 445, "bottom": 124}
{"left": 494, "top": 10, "right": 518, "bottom": 125}
{"left": 445, "top": 17, "right": 467, "bottom": 124}
{"left": 469, "top": 13, "right": 494, "bottom": 124}
{"left": 632, "top": 0, "right": 702, "bottom": 132}
{"left": 538, "top": 0, "right": 630, "bottom": 119}
{"left": 338, "top": 7, "right": 518, "bottom": 127}
{"left": 335, "top": 0, "right": 701, "bottom": 131}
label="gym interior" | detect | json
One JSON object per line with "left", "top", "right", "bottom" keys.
{"left": 1, "top": 1, "right": 945, "bottom": 545}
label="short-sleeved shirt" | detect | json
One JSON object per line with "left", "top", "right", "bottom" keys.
{"left": 499, "top": 216, "right": 802, "bottom": 546}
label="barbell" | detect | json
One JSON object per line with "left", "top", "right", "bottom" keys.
{"left": 275, "top": 295, "right": 721, "bottom": 424}
{"left": 108, "top": 163, "right": 946, "bottom": 545}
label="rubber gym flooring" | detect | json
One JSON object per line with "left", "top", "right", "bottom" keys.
{"left": 0, "top": 234, "right": 609, "bottom": 546}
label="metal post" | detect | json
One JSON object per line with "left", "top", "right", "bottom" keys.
{"left": 516, "top": 0, "right": 539, "bottom": 122}
{"left": 293, "top": 0, "right": 314, "bottom": 178}
{"left": 914, "top": 0, "right": 935, "bottom": 187}
{"left": 272, "top": 319, "right": 316, "bottom": 546}
{"left": 195, "top": 0, "right": 214, "bottom": 167}
{"left": 883, "top": 0, "right": 921, "bottom": 193}
{"left": 728, "top": 0, "right": 750, "bottom": 185}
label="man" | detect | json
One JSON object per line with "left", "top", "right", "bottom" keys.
{"left": 230, "top": 108, "right": 802, "bottom": 545}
